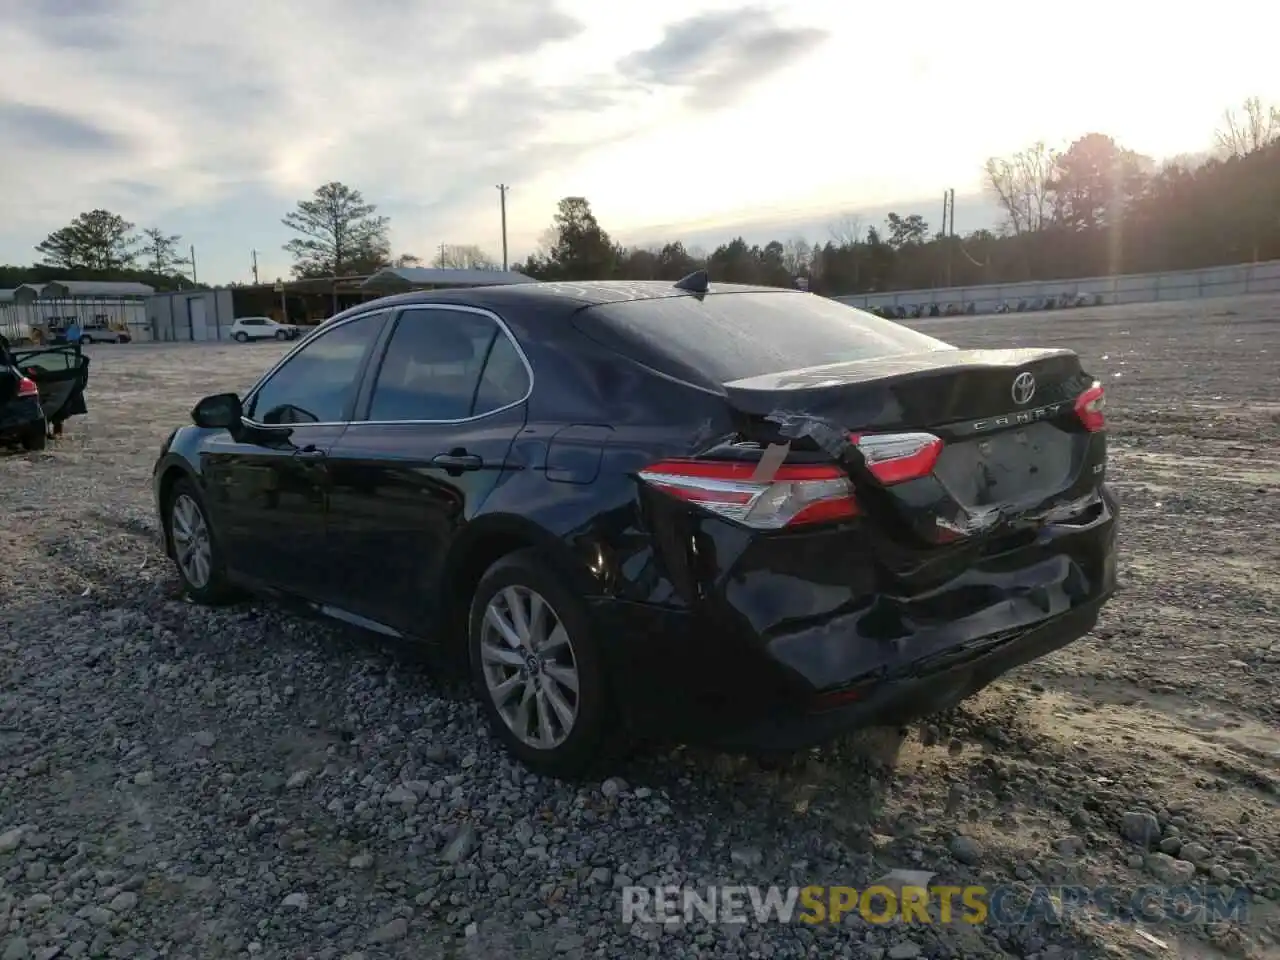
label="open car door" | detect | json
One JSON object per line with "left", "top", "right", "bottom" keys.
{"left": 10, "top": 344, "right": 90, "bottom": 426}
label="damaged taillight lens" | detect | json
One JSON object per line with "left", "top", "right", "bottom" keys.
{"left": 639, "top": 431, "right": 945, "bottom": 529}
{"left": 852, "top": 432, "right": 943, "bottom": 485}
{"left": 638, "top": 460, "right": 857, "bottom": 529}
{"left": 17, "top": 377, "right": 38, "bottom": 398}
{"left": 1074, "top": 382, "right": 1105, "bottom": 432}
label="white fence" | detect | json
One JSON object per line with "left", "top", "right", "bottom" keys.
{"left": 0, "top": 299, "right": 150, "bottom": 341}
{"left": 834, "top": 259, "right": 1280, "bottom": 314}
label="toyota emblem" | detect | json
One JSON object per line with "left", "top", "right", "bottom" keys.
{"left": 1011, "top": 372, "right": 1036, "bottom": 405}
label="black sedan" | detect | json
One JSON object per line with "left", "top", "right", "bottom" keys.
{"left": 153, "top": 275, "right": 1117, "bottom": 777}
{"left": 1, "top": 338, "right": 90, "bottom": 450}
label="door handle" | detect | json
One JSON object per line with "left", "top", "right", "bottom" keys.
{"left": 431, "top": 451, "right": 483, "bottom": 471}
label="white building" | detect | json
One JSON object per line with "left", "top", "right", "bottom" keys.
{"left": 0, "top": 280, "right": 155, "bottom": 342}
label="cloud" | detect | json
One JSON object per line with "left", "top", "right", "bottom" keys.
{"left": 0, "top": 103, "right": 124, "bottom": 152}
{"left": 617, "top": 8, "right": 828, "bottom": 111}
{"left": 0, "top": 0, "right": 658, "bottom": 274}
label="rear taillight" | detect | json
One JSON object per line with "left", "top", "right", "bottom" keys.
{"left": 638, "top": 460, "right": 857, "bottom": 529}
{"left": 852, "top": 432, "right": 943, "bottom": 485}
{"left": 1074, "top": 382, "right": 1105, "bottom": 432}
{"left": 639, "top": 431, "right": 944, "bottom": 529}
{"left": 17, "top": 377, "right": 38, "bottom": 398}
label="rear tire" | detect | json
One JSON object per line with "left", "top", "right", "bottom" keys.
{"left": 467, "top": 549, "right": 619, "bottom": 779}
{"left": 233, "top": 332, "right": 249, "bottom": 343}
{"left": 79, "top": 335, "right": 92, "bottom": 345}
{"left": 165, "top": 478, "right": 237, "bottom": 604}
{"left": 20, "top": 423, "right": 46, "bottom": 451}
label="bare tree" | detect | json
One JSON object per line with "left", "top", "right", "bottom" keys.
{"left": 1161, "top": 151, "right": 1213, "bottom": 174}
{"left": 534, "top": 227, "right": 559, "bottom": 259}
{"left": 982, "top": 142, "right": 1058, "bottom": 235}
{"left": 432, "top": 244, "right": 498, "bottom": 269}
{"left": 1215, "top": 96, "right": 1280, "bottom": 159}
{"left": 828, "top": 213, "right": 863, "bottom": 247}
{"left": 781, "top": 237, "right": 812, "bottom": 275}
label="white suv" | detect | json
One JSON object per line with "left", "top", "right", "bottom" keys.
{"left": 79, "top": 319, "right": 133, "bottom": 344}
{"left": 230, "top": 316, "right": 299, "bottom": 343}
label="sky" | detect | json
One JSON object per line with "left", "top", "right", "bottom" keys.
{"left": 1, "top": 0, "right": 1277, "bottom": 284}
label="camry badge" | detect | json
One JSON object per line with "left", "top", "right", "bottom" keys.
{"left": 1011, "top": 372, "right": 1036, "bottom": 405}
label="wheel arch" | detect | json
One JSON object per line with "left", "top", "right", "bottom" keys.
{"left": 438, "top": 513, "right": 599, "bottom": 657}
{"left": 156, "top": 460, "right": 199, "bottom": 555}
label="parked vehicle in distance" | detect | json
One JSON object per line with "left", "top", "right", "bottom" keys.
{"left": 231, "top": 316, "right": 299, "bottom": 343}
{"left": 78, "top": 320, "right": 132, "bottom": 344}
{"left": 0, "top": 340, "right": 90, "bottom": 450}
{"left": 152, "top": 274, "right": 1118, "bottom": 777}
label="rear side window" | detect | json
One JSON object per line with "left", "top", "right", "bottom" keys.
{"left": 473, "top": 332, "right": 530, "bottom": 413}
{"left": 580, "top": 291, "right": 953, "bottom": 384}
{"left": 367, "top": 308, "right": 519, "bottom": 421}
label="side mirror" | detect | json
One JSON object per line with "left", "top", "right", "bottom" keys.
{"left": 191, "top": 392, "right": 243, "bottom": 430}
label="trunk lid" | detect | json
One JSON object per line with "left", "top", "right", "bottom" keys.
{"left": 722, "top": 347, "right": 1105, "bottom": 546}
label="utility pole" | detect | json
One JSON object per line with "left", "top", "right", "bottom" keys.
{"left": 942, "top": 192, "right": 951, "bottom": 287}
{"left": 275, "top": 278, "right": 287, "bottom": 323}
{"left": 438, "top": 242, "right": 447, "bottom": 268}
{"left": 189, "top": 245, "right": 198, "bottom": 284}
{"left": 496, "top": 183, "right": 509, "bottom": 271}
{"left": 942, "top": 190, "right": 952, "bottom": 288}
{"left": 251, "top": 249, "right": 259, "bottom": 284}
{"left": 948, "top": 188, "right": 956, "bottom": 237}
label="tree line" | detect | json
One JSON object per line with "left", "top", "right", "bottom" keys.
{"left": 0, "top": 211, "right": 204, "bottom": 291}
{"left": 0, "top": 182, "right": 496, "bottom": 291}
{"left": 2, "top": 95, "right": 1275, "bottom": 294}
{"left": 520, "top": 96, "right": 1280, "bottom": 295}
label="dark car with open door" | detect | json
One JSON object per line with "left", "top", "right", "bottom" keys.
{"left": 152, "top": 275, "right": 1117, "bottom": 778}
{"left": 0, "top": 339, "right": 89, "bottom": 450}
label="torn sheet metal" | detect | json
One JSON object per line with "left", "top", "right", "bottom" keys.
{"left": 764, "top": 411, "right": 861, "bottom": 463}
{"left": 1022, "top": 490, "right": 1102, "bottom": 526}
{"left": 934, "top": 504, "right": 1005, "bottom": 539}
{"left": 934, "top": 488, "right": 1102, "bottom": 541}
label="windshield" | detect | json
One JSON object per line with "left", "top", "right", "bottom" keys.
{"left": 582, "top": 290, "right": 954, "bottom": 385}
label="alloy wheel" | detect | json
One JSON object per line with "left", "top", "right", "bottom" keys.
{"left": 479, "top": 585, "right": 580, "bottom": 750}
{"left": 171, "top": 493, "right": 212, "bottom": 589}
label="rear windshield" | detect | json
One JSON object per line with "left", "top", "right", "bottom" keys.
{"left": 580, "top": 291, "right": 953, "bottom": 385}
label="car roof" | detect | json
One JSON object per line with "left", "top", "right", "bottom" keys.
{"left": 329, "top": 279, "right": 791, "bottom": 324}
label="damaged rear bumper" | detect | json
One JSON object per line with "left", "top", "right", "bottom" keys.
{"left": 595, "top": 486, "right": 1117, "bottom": 751}
{"left": 704, "top": 594, "right": 1106, "bottom": 752}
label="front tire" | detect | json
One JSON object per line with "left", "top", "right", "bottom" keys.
{"left": 79, "top": 335, "right": 92, "bottom": 345}
{"left": 233, "top": 332, "right": 249, "bottom": 343}
{"left": 468, "top": 550, "right": 617, "bottom": 779}
{"left": 165, "top": 478, "right": 236, "bottom": 604}
{"left": 274, "top": 329, "right": 289, "bottom": 341}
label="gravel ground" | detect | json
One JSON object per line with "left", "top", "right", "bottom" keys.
{"left": 1, "top": 294, "right": 1277, "bottom": 960}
